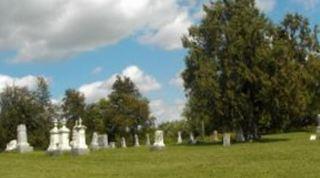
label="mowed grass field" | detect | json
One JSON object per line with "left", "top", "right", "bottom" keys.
{"left": 0, "top": 132, "right": 319, "bottom": 178}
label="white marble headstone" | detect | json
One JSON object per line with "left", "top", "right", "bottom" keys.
{"left": 47, "top": 119, "right": 60, "bottom": 154}
{"left": 134, "top": 134, "right": 140, "bottom": 147}
{"left": 5, "top": 140, "right": 17, "bottom": 152}
{"left": 145, "top": 134, "right": 151, "bottom": 146}
{"left": 212, "top": 130, "right": 219, "bottom": 142}
{"left": 317, "top": 114, "right": 320, "bottom": 134}
{"left": 98, "top": 134, "right": 109, "bottom": 148}
{"left": 177, "top": 131, "right": 183, "bottom": 144}
{"left": 235, "top": 128, "right": 245, "bottom": 142}
{"left": 152, "top": 130, "right": 165, "bottom": 149}
{"left": 310, "top": 134, "right": 317, "bottom": 141}
{"left": 109, "top": 142, "right": 116, "bottom": 148}
{"left": 16, "top": 124, "right": 33, "bottom": 153}
{"left": 58, "top": 118, "right": 71, "bottom": 152}
{"left": 90, "top": 132, "right": 99, "bottom": 150}
{"left": 121, "top": 137, "right": 127, "bottom": 148}
{"left": 72, "top": 118, "right": 89, "bottom": 155}
{"left": 223, "top": 133, "right": 231, "bottom": 147}
{"left": 189, "top": 132, "right": 196, "bottom": 144}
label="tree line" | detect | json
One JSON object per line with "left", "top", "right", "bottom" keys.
{"left": 0, "top": 76, "right": 155, "bottom": 150}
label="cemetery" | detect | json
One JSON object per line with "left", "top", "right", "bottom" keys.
{"left": 0, "top": 0, "right": 320, "bottom": 178}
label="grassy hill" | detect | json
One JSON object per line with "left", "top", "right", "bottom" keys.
{"left": 0, "top": 132, "right": 319, "bottom": 178}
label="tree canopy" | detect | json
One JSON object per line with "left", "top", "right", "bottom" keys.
{"left": 182, "top": 0, "right": 320, "bottom": 139}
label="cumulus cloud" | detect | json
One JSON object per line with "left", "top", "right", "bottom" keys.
{"left": 0, "top": 0, "right": 195, "bottom": 62}
{"left": 0, "top": 74, "right": 41, "bottom": 92}
{"left": 79, "top": 65, "right": 161, "bottom": 103}
{"left": 150, "top": 99, "right": 185, "bottom": 123}
{"left": 256, "top": 0, "right": 276, "bottom": 13}
{"left": 138, "top": 12, "right": 192, "bottom": 50}
{"left": 169, "top": 71, "right": 184, "bottom": 88}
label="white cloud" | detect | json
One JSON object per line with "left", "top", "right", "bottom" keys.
{"left": 0, "top": 74, "right": 40, "bottom": 92}
{"left": 138, "top": 11, "right": 192, "bottom": 50}
{"left": 256, "top": 0, "right": 276, "bottom": 13}
{"left": 150, "top": 99, "right": 185, "bottom": 123}
{"left": 0, "top": 0, "right": 195, "bottom": 62}
{"left": 79, "top": 65, "right": 161, "bottom": 103}
{"left": 91, "top": 67, "right": 103, "bottom": 75}
{"left": 169, "top": 71, "right": 184, "bottom": 88}
{"left": 294, "top": 0, "right": 319, "bottom": 9}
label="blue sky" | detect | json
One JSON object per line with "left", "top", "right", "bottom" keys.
{"left": 0, "top": 0, "right": 319, "bottom": 123}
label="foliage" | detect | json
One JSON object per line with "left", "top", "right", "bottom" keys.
{"left": 0, "top": 77, "right": 52, "bottom": 150}
{"left": 182, "top": 0, "right": 320, "bottom": 139}
{"left": 62, "top": 89, "right": 86, "bottom": 126}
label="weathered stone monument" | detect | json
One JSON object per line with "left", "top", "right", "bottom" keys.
{"left": 189, "top": 132, "right": 197, "bottom": 144}
{"left": 134, "top": 134, "right": 140, "bottom": 147}
{"left": 151, "top": 130, "right": 165, "bottom": 150}
{"left": 70, "top": 120, "right": 78, "bottom": 148}
{"left": 177, "top": 131, "right": 183, "bottom": 144}
{"left": 235, "top": 128, "right": 245, "bottom": 142}
{"left": 316, "top": 114, "right": 320, "bottom": 134}
{"left": 5, "top": 140, "right": 17, "bottom": 152}
{"left": 310, "top": 114, "right": 320, "bottom": 141}
{"left": 145, "top": 134, "right": 151, "bottom": 146}
{"left": 121, "top": 137, "right": 127, "bottom": 148}
{"left": 310, "top": 134, "right": 317, "bottom": 141}
{"left": 223, "top": 133, "right": 231, "bottom": 147}
{"left": 71, "top": 118, "right": 89, "bottom": 155}
{"left": 109, "top": 142, "right": 116, "bottom": 148}
{"left": 16, "top": 124, "right": 33, "bottom": 153}
{"left": 90, "top": 132, "right": 100, "bottom": 150}
{"left": 58, "top": 118, "right": 71, "bottom": 153}
{"left": 98, "top": 134, "right": 109, "bottom": 148}
{"left": 212, "top": 130, "right": 219, "bottom": 142}
{"left": 47, "top": 119, "right": 60, "bottom": 155}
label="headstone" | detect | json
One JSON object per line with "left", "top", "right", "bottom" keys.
{"left": 47, "top": 119, "right": 60, "bottom": 155}
{"left": 235, "top": 128, "right": 245, "bottom": 142}
{"left": 177, "top": 131, "right": 183, "bottom": 144}
{"left": 310, "top": 134, "right": 317, "bottom": 141}
{"left": 90, "top": 132, "right": 100, "bottom": 150}
{"left": 145, "top": 134, "right": 151, "bottom": 146}
{"left": 134, "top": 134, "right": 140, "bottom": 147}
{"left": 5, "top": 140, "right": 17, "bottom": 152}
{"left": 70, "top": 120, "right": 78, "bottom": 148}
{"left": 121, "top": 137, "right": 127, "bottom": 148}
{"left": 316, "top": 114, "right": 320, "bottom": 134}
{"left": 58, "top": 118, "right": 71, "bottom": 153}
{"left": 189, "top": 132, "right": 197, "bottom": 144}
{"left": 109, "top": 142, "right": 116, "bottom": 148}
{"left": 16, "top": 124, "right": 33, "bottom": 153}
{"left": 212, "top": 130, "right": 219, "bottom": 142}
{"left": 98, "top": 134, "right": 109, "bottom": 148}
{"left": 151, "top": 130, "right": 165, "bottom": 150}
{"left": 71, "top": 118, "right": 89, "bottom": 155}
{"left": 223, "top": 133, "right": 231, "bottom": 147}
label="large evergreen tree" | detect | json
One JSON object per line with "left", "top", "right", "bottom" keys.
{"left": 182, "top": 0, "right": 320, "bottom": 140}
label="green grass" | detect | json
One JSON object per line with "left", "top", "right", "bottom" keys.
{"left": 0, "top": 132, "right": 319, "bottom": 178}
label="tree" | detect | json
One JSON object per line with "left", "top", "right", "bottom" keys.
{"left": 0, "top": 78, "right": 52, "bottom": 150}
{"left": 62, "top": 89, "right": 86, "bottom": 125}
{"left": 106, "top": 76, "right": 154, "bottom": 143}
{"left": 182, "top": 0, "right": 320, "bottom": 140}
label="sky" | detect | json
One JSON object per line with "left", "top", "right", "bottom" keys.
{"left": 0, "top": 0, "right": 319, "bottom": 123}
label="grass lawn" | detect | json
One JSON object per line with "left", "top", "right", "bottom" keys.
{"left": 0, "top": 132, "right": 319, "bottom": 178}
